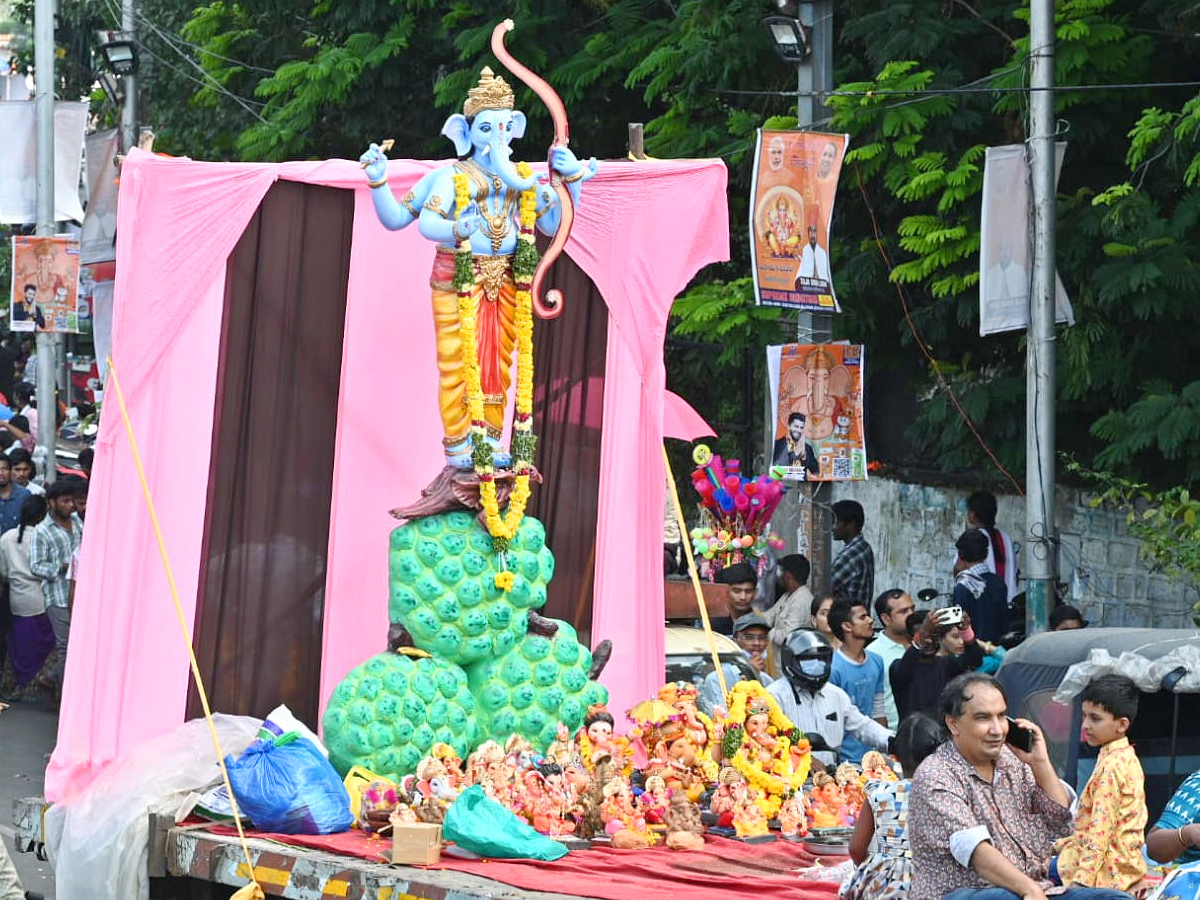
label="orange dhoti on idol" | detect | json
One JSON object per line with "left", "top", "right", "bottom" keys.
{"left": 430, "top": 248, "right": 517, "bottom": 445}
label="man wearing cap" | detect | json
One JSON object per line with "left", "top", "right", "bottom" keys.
{"left": 708, "top": 561, "right": 758, "bottom": 637}
{"left": 698, "top": 612, "right": 774, "bottom": 716}
{"left": 763, "top": 553, "right": 814, "bottom": 650}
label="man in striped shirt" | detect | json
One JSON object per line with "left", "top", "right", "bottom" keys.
{"left": 30, "top": 479, "right": 83, "bottom": 692}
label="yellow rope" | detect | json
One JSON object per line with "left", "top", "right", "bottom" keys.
{"left": 106, "top": 357, "right": 264, "bottom": 900}
{"left": 661, "top": 445, "right": 728, "bottom": 702}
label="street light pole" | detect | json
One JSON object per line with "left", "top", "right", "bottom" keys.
{"left": 121, "top": 0, "right": 138, "bottom": 151}
{"left": 1025, "top": 0, "right": 1057, "bottom": 634}
{"left": 796, "top": 0, "right": 834, "bottom": 592}
{"left": 34, "top": 0, "right": 57, "bottom": 482}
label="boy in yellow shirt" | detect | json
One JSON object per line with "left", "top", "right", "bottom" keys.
{"left": 1055, "top": 673, "right": 1147, "bottom": 892}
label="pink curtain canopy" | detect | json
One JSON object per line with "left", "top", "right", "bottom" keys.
{"left": 47, "top": 150, "right": 728, "bottom": 801}
{"left": 664, "top": 389, "right": 717, "bottom": 442}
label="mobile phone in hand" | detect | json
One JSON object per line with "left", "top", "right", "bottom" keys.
{"left": 1005, "top": 716, "right": 1036, "bottom": 753}
{"left": 940, "top": 606, "right": 964, "bottom": 627}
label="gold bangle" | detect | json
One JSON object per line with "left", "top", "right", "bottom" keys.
{"left": 1180, "top": 825, "right": 1191, "bottom": 847}
{"left": 367, "top": 176, "right": 388, "bottom": 189}
{"left": 562, "top": 170, "right": 585, "bottom": 184}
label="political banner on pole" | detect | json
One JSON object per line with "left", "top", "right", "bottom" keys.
{"left": 750, "top": 130, "right": 848, "bottom": 312}
{"left": 979, "top": 143, "right": 1074, "bottom": 335}
{"left": 81, "top": 129, "right": 120, "bottom": 264}
{"left": 0, "top": 101, "right": 88, "bottom": 225}
{"left": 766, "top": 342, "right": 867, "bottom": 482}
{"left": 10, "top": 235, "right": 82, "bottom": 333}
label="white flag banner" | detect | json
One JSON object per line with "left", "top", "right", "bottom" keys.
{"left": 90, "top": 277, "right": 115, "bottom": 386}
{"left": 979, "top": 143, "right": 1074, "bottom": 336}
{"left": 0, "top": 101, "right": 88, "bottom": 225}
{"left": 81, "top": 129, "right": 120, "bottom": 264}
{"left": 1, "top": 74, "right": 30, "bottom": 101}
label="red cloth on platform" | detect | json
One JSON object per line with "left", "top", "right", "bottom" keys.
{"left": 209, "top": 825, "right": 842, "bottom": 900}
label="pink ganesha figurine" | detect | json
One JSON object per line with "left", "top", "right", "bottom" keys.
{"left": 601, "top": 777, "right": 652, "bottom": 848}
{"left": 519, "top": 764, "right": 576, "bottom": 837}
{"left": 778, "top": 790, "right": 809, "bottom": 839}
{"left": 638, "top": 775, "right": 670, "bottom": 826}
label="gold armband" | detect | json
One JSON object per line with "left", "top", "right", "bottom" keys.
{"left": 563, "top": 170, "right": 585, "bottom": 184}
{"left": 367, "top": 176, "right": 388, "bottom": 189}
{"left": 423, "top": 195, "right": 449, "bottom": 219}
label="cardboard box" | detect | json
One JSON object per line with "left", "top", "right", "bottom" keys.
{"left": 391, "top": 822, "right": 442, "bottom": 866}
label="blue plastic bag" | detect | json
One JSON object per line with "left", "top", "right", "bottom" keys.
{"left": 225, "top": 733, "right": 353, "bottom": 834}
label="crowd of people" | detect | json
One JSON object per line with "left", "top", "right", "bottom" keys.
{"left": 0, "top": 336, "right": 92, "bottom": 707}
{"left": 700, "top": 491, "right": 1094, "bottom": 751}
{"left": 687, "top": 489, "right": 1200, "bottom": 900}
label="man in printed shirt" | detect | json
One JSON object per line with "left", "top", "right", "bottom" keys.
{"left": 1054, "top": 674, "right": 1146, "bottom": 892}
{"left": 907, "top": 672, "right": 1130, "bottom": 900}
{"left": 30, "top": 479, "right": 83, "bottom": 692}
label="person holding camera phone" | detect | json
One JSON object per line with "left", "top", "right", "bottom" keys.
{"left": 890, "top": 607, "right": 984, "bottom": 722}
{"left": 908, "top": 673, "right": 1130, "bottom": 900}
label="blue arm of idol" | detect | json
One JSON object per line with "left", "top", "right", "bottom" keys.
{"left": 414, "top": 171, "right": 482, "bottom": 245}
{"left": 535, "top": 148, "right": 597, "bottom": 236}
{"left": 360, "top": 143, "right": 415, "bottom": 231}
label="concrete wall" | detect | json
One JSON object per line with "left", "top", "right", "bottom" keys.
{"left": 825, "top": 475, "right": 1198, "bottom": 628}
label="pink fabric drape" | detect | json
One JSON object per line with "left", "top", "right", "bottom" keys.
{"left": 664, "top": 389, "right": 717, "bottom": 442}
{"left": 47, "top": 151, "right": 727, "bottom": 801}
{"left": 573, "top": 163, "right": 730, "bottom": 724}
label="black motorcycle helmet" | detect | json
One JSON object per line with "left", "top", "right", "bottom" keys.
{"left": 780, "top": 628, "right": 834, "bottom": 693}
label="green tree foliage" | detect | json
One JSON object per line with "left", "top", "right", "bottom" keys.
{"left": 815, "top": 0, "right": 1200, "bottom": 486}
{"left": 26, "top": 0, "right": 1199, "bottom": 486}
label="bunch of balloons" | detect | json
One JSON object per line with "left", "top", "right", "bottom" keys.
{"left": 689, "top": 526, "right": 784, "bottom": 562}
{"left": 687, "top": 444, "right": 788, "bottom": 567}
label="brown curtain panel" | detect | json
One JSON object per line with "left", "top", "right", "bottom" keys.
{"left": 187, "top": 181, "right": 354, "bottom": 728}
{"left": 528, "top": 252, "right": 608, "bottom": 643}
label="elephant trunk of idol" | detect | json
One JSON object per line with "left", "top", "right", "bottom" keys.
{"left": 481, "top": 143, "right": 539, "bottom": 192}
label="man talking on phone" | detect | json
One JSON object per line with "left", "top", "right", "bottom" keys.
{"left": 907, "top": 672, "right": 1132, "bottom": 900}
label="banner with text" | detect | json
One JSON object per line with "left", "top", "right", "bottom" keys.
{"left": 750, "top": 130, "right": 848, "bottom": 312}
{"left": 10, "top": 235, "right": 82, "bottom": 333}
{"left": 767, "top": 342, "right": 867, "bottom": 482}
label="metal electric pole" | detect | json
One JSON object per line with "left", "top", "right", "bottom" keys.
{"left": 1025, "top": 0, "right": 1058, "bottom": 635}
{"left": 34, "top": 0, "right": 57, "bottom": 481}
{"left": 121, "top": 0, "right": 138, "bottom": 152}
{"left": 796, "top": 0, "right": 834, "bottom": 593}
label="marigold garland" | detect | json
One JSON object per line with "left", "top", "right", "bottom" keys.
{"left": 453, "top": 163, "right": 541, "bottom": 559}
{"left": 721, "top": 681, "right": 812, "bottom": 816}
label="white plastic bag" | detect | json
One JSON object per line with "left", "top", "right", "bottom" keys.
{"left": 45, "top": 714, "right": 260, "bottom": 900}
{"left": 1053, "top": 645, "right": 1200, "bottom": 703}
{"left": 258, "top": 702, "right": 328, "bottom": 757}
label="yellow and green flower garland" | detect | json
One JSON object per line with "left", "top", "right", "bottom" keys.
{"left": 451, "top": 164, "right": 540, "bottom": 565}
{"left": 721, "top": 681, "right": 812, "bottom": 816}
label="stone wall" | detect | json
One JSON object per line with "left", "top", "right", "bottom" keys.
{"left": 823, "top": 475, "right": 1198, "bottom": 628}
